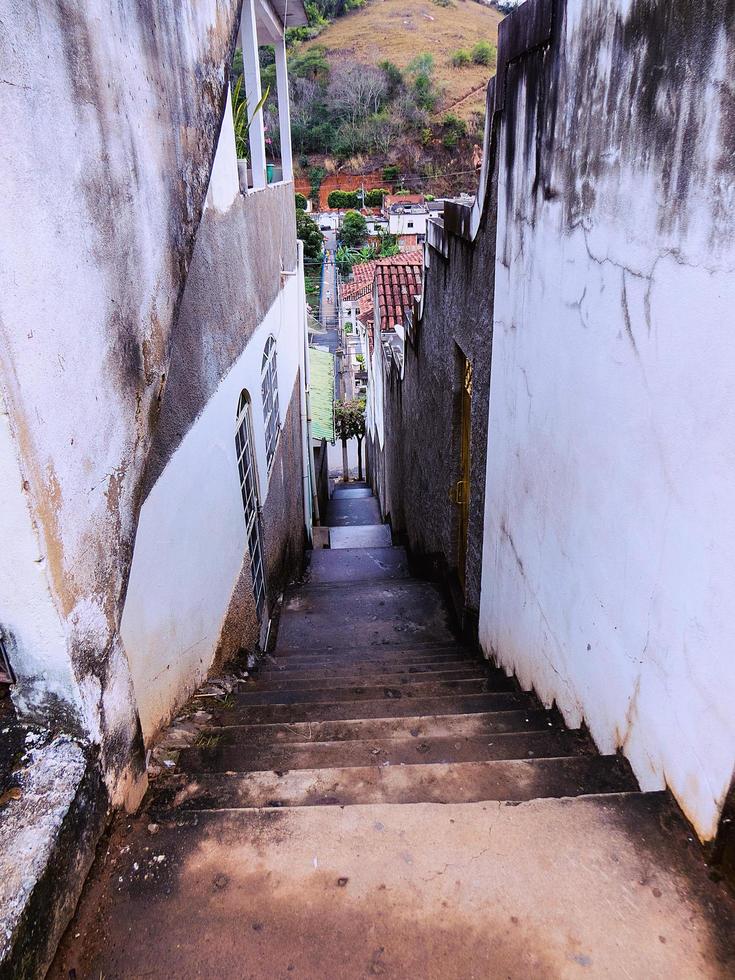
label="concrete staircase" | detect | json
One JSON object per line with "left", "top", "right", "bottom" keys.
{"left": 50, "top": 482, "right": 735, "bottom": 979}
{"left": 162, "top": 481, "right": 638, "bottom": 812}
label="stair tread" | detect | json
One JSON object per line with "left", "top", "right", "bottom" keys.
{"left": 234, "top": 677, "right": 515, "bottom": 706}
{"left": 260, "top": 659, "right": 487, "bottom": 680}
{"left": 207, "top": 709, "right": 560, "bottom": 745}
{"left": 303, "top": 546, "right": 409, "bottom": 584}
{"left": 179, "top": 729, "right": 594, "bottom": 773}
{"left": 152, "top": 755, "right": 638, "bottom": 810}
{"left": 213, "top": 691, "right": 539, "bottom": 725}
{"left": 250, "top": 667, "right": 499, "bottom": 690}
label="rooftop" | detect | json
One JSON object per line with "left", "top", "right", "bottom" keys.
{"left": 374, "top": 252, "right": 423, "bottom": 330}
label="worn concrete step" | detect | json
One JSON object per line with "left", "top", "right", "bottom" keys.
{"left": 330, "top": 525, "right": 392, "bottom": 549}
{"left": 303, "top": 546, "right": 409, "bottom": 585}
{"left": 325, "top": 497, "right": 381, "bottom": 527}
{"left": 154, "top": 755, "right": 638, "bottom": 810}
{"left": 179, "top": 729, "right": 594, "bottom": 774}
{"left": 214, "top": 691, "right": 538, "bottom": 726}
{"left": 253, "top": 666, "right": 494, "bottom": 691}
{"left": 234, "top": 677, "right": 511, "bottom": 707}
{"left": 262, "top": 659, "right": 489, "bottom": 684}
{"left": 208, "top": 710, "right": 562, "bottom": 746}
{"left": 265, "top": 652, "right": 474, "bottom": 673}
{"left": 330, "top": 487, "right": 373, "bottom": 499}
{"left": 271, "top": 640, "right": 470, "bottom": 661}
{"left": 277, "top": 580, "right": 454, "bottom": 649}
{"left": 75, "top": 795, "right": 735, "bottom": 980}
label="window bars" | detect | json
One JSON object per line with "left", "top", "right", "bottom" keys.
{"left": 235, "top": 393, "right": 266, "bottom": 619}
{"left": 261, "top": 336, "right": 280, "bottom": 473}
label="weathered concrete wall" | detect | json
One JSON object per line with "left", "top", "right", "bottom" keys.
{"left": 480, "top": 0, "right": 735, "bottom": 840}
{"left": 367, "top": 170, "right": 498, "bottom": 628}
{"left": 0, "top": 0, "right": 241, "bottom": 802}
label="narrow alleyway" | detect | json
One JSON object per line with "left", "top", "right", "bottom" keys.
{"left": 51, "top": 485, "right": 735, "bottom": 978}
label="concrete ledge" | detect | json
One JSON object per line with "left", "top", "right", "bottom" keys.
{"left": 0, "top": 734, "right": 107, "bottom": 980}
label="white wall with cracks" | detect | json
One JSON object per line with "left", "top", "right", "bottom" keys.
{"left": 480, "top": 0, "right": 735, "bottom": 840}
{"left": 121, "top": 276, "right": 303, "bottom": 743}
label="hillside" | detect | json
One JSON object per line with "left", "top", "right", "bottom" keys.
{"left": 303, "top": 0, "right": 502, "bottom": 123}
{"left": 288, "top": 0, "right": 503, "bottom": 197}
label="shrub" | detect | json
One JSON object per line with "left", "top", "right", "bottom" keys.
{"left": 471, "top": 41, "right": 495, "bottom": 66}
{"left": 451, "top": 49, "right": 470, "bottom": 67}
{"left": 339, "top": 210, "right": 368, "bottom": 248}
{"left": 364, "top": 188, "right": 388, "bottom": 207}
{"left": 382, "top": 164, "right": 400, "bottom": 183}
{"left": 295, "top": 192, "right": 308, "bottom": 211}
{"left": 441, "top": 112, "right": 467, "bottom": 149}
{"left": 328, "top": 189, "right": 360, "bottom": 209}
{"left": 295, "top": 209, "right": 324, "bottom": 262}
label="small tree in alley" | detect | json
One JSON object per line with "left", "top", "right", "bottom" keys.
{"left": 334, "top": 398, "right": 366, "bottom": 482}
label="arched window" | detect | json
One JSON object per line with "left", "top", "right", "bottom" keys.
{"left": 261, "top": 336, "right": 280, "bottom": 473}
{"left": 235, "top": 391, "right": 266, "bottom": 618}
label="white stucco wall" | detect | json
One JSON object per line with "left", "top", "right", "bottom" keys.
{"left": 205, "top": 91, "right": 240, "bottom": 214}
{"left": 121, "top": 277, "right": 302, "bottom": 741}
{"left": 479, "top": 1, "right": 735, "bottom": 840}
{"left": 388, "top": 211, "right": 428, "bottom": 236}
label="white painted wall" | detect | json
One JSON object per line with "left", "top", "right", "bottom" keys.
{"left": 121, "top": 276, "right": 302, "bottom": 741}
{"left": 388, "top": 211, "right": 428, "bottom": 236}
{"left": 205, "top": 91, "right": 240, "bottom": 214}
{"left": 480, "top": 2, "right": 735, "bottom": 840}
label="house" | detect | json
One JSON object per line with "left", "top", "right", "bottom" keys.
{"left": 0, "top": 0, "right": 312, "bottom": 973}
{"left": 383, "top": 195, "right": 430, "bottom": 248}
{"left": 365, "top": 0, "right": 735, "bottom": 870}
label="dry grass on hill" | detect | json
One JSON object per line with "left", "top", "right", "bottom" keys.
{"left": 303, "top": 0, "right": 502, "bottom": 121}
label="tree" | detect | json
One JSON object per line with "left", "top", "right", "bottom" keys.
{"left": 295, "top": 192, "right": 308, "bottom": 210}
{"left": 296, "top": 209, "right": 324, "bottom": 262}
{"left": 339, "top": 210, "right": 368, "bottom": 248}
{"left": 334, "top": 398, "right": 366, "bottom": 482}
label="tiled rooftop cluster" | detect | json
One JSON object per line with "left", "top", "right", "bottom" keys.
{"left": 374, "top": 254, "right": 423, "bottom": 330}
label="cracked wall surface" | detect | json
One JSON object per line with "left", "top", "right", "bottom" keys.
{"left": 0, "top": 0, "right": 241, "bottom": 803}
{"left": 480, "top": 0, "right": 735, "bottom": 840}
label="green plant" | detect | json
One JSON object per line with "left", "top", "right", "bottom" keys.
{"left": 328, "top": 189, "right": 361, "bottom": 209}
{"left": 344, "top": 322, "right": 354, "bottom": 333}
{"left": 471, "top": 40, "right": 495, "bottom": 66}
{"left": 364, "top": 188, "right": 388, "bottom": 207}
{"left": 356, "top": 353, "right": 365, "bottom": 365}
{"left": 339, "top": 210, "right": 368, "bottom": 249}
{"left": 295, "top": 192, "right": 309, "bottom": 211}
{"left": 441, "top": 112, "right": 467, "bottom": 149}
{"left": 296, "top": 209, "right": 325, "bottom": 262}
{"left": 451, "top": 49, "right": 470, "bottom": 68}
{"left": 231, "top": 76, "right": 271, "bottom": 159}
{"left": 382, "top": 164, "right": 400, "bottom": 183}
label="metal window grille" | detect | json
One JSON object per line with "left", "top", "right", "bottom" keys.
{"left": 261, "top": 336, "right": 280, "bottom": 473}
{"left": 236, "top": 393, "right": 266, "bottom": 619}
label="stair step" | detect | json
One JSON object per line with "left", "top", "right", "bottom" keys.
{"left": 213, "top": 691, "right": 538, "bottom": 725}
{"left": 252, "top": 667, "right": 494, "bottom": 690}
{"left": 303, "top": 546, "right": 409, "bottom": 585}
{"left": 271, "top": 641, "right": 471, "bottom": 663}
{"left": 330, "top": 487, "right": 373, "bottom": 499}
{"left": 179, "top": 729, "right": 594, "bottom": 774}
{"left": 206, "top": 709, "right": 561, "bottom": 746}
{"left": 153, "top": 755, "right": 638, "bottom": 810}
{"left": 234, "top": 677, "right": 512, "bottom": 707}
{"left": 330, "top": 525, "right": 391, "bottom": 549}
{"left": 261, "top": 658, "right": 484, "bottom": 680}
{"left": 277, "top": 580, "right": 454, "bottom": 649}
{"left": 324, "top": 497, "right": 382, "bottom": 526}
